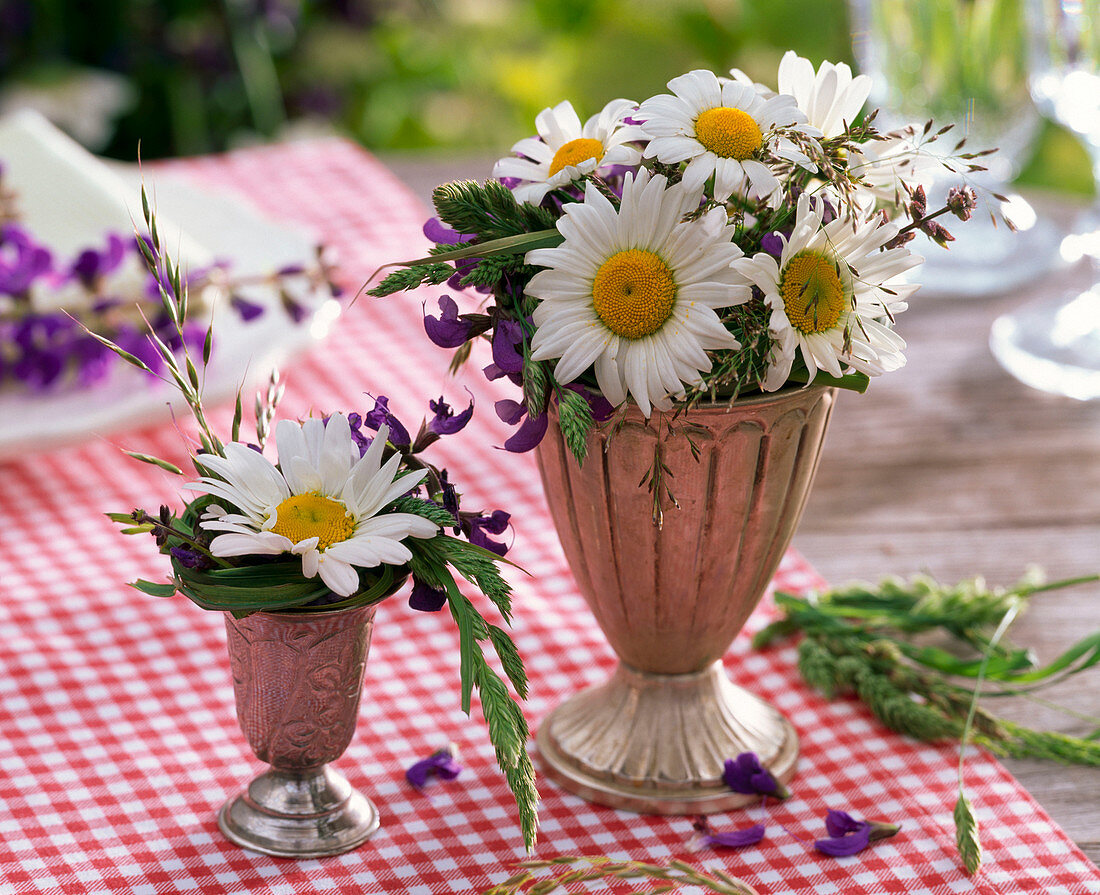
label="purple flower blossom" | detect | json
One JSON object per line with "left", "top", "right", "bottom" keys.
{"left": 814, "top": 809, "right": 900, "bottom": 857}
{"left": 722, "top": 752, "right": 791, "bottom": 800}
{"left": 0, "top": 223, "right": 52, "bottom": 295}
{"left": 362, "top": 395, "right": 411, "bottom": 448}
{"left": 504, "top": 409, "right": 548, "bottom": 453}
{"left": 424, "top": 295, "right": 478, "bottom": 349}
{"left": 69, "top": 233, "right": 127, "bottom": 288}
{"left": 405, "top": 746, "right": 462, "bottom": 789}
{"left": 346, "top": 412, "right": 373, "bottom": 456}
{"left": 230, "top": 293, "right": 265, "bottom": 322}
{"left": 692, "top": 816, "right": 767, "bottom": 850}
{"left": 428, "top": 394, "right": 473, "bottom": 436}
{"left": 423, "top": 219, "right": 488, "bottom": 292}
{"left": 760, "top": 232, "right": 785, "bottom": 259}
{"left": 482, "top": 361, "right": 523, "bottom": 387}
{"left": 463, "top": 510, "right": 511, "bottom": 556}
{"left": 424, "top": 217, "right": 473, "bottom": 246}
{"left": 491, "top": 319, "right": 526, "bottom": 374}
{"left": 409, "top": 579, "right": 448, "bottom": 612}
{"left": 170, "top": 545, "right": 211, "bottom": 570}
{"left": 495, "top": 399, "right": 526, "bottom": 426}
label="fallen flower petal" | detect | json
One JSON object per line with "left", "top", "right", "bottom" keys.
{"left": 692, "top": 816, "right": 767, "bottom": 849}
{"left": 722, "top": 752, "right": 791, "bottom": 799}
{"left": 815, "top": 810, "right": 900, "bottom": 857}
{"left": 405, "top": 746, "right": 462, "bottom": 789}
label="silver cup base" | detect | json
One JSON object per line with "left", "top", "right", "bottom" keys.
{"left": 218, "top": 765, "right": 380, "bottom": 858}
{"left": 535, "top": 662, "right": 799, "bottom": 815}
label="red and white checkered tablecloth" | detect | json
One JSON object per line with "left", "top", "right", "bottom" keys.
{"left": 1, "top": 138, "right": 1097, "bottom": 895}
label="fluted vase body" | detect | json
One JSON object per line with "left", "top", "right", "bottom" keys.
{"left": 535, "top": 385, "right": 836, "bottom": 813}
{"left": 218, "top": 605, "right": 381, "bottom": 857}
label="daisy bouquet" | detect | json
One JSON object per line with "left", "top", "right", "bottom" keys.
{"left": 369, "top": 53, "right": 984, "bottom": 466}
{"left": 95, "top": 189, "right": 539, "bottom": 848}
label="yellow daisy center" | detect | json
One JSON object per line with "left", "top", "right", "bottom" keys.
{"left": 548, "top": 137, "right": 605, "bottom": 176}
{"left": 270, "top": 492, "right": 355, "bottom": 551}
{"left": 694, "top": 107, "right": 763, "bottom": 160}
{"left": 591, "top": 249, "right": 678, "bottom": 339}
{"left": 780, "top": 251, "right": 846, "bottom": 334}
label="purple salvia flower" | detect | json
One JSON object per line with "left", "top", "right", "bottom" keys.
{"left": 423, "top": 217, "right": 473, "bottom": 246}
{"left": 503, "top": 409, "right": 548, "bottom": 453}
{"left": 170, "top": 545, "right": 211, "bottom": 570}
{"left": 495, "top": 398, "right": 526, "bottom": 425}
{"left": 362, "top": 395, "right": 411, "bottom": 448}
{"left": 230, "top": 293, "right": 265, "bottom": 322}
{"left": 491, "top": 318, "right": 525, "bottom": 374}
{"left": 405, "top": 746, "right": 462, "bottom": 789}
{"left": 760, "top": 232, "right": 785, "bottom": 259}
{"left": 70, "top": 232, "right": 128, "bottom": 288}
{"left": 346, "top": 412, "right": 374, "bottom": 456}
{"left": 427, "top": 394, "right": 474, "bottom": 436}
{"left": 722, "top": 752, "right": 791, "bottom": 800}
{"left": 0, "top": 224, "right": 52, "bottom": 295}
{"left": 814, "top": 809, "right": 900, "bottom": 857}
{"left": 423, "top": 219, "right": 487, "bottom": 292}
{"left": 464, "top": 510, "right": 511, "bottom": 556}
{"left": 482, "top": 361, "right": 523, "bottom": 387}
{"left": 409, "top": 579, "right": 449, "bottom": 612}
{"left": 692, "top": 816, "right": 767, "bottom": 850}
{"left": 439, "top": 469, "right": 460, "bottom": 523}
{"left": 424, "top": 295, "right": 477, "bottom": 349}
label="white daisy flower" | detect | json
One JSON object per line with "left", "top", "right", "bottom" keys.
{"left": 186, "top": 414, "right": 438, "bottom": 597}
{"left": 492, "top": 98, "right": 645, "bottom": 205}
{"left": 732, "top": 192, "right": 922, "bottom": 386}
{"left": 637, "top": 69, "right": 820, "bottom": 205}
{"left": 525, "top": 170, "right": 750, "bottom": 417}
{"left": 775, "top": 51, "right": 872, "bottom": 139}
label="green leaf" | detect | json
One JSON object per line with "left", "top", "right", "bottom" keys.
{"left": 954, "top": 794, "right": 982, "bottom": 874}
{"left": 786, "top": 368, "right": 870, "bottom": 393}
{"left": 443, "top": 569, "right": 476, "bottom": 714}
{"left": 130, "top": 579, "right": 177, "bottom": 598}
{"left": 123, "top": 451, "right": 183, "bottom": 475}
{"left": 1002, "top": 631, "right": 1100, "bottom": 683}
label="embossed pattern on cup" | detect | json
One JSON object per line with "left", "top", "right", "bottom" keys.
{"left": 224, "top": 605, "right": 376, "bottom": 771}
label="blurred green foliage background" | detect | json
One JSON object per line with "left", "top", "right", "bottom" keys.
{"left": 0, "top": 0, "right": 1091, "bottom": 193}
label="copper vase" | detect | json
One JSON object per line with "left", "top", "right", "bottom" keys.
{"left": 535, "top": 385, "right": 836, "bottom": 813}
{"left": 218, "top": 604, "right": 380, "bottom": 857}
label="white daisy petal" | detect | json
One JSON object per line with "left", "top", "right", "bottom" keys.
{"left": 317, "top": 556, "right": 360, "bottom": 597}
{"left": 209, "top": 531, "right": 293, "bottom": 557}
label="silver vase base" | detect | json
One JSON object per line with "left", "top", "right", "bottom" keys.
{"left": 218, "top": 765, "right": 380, "bottom": 858}
{"left": 536, "top": 661, "right": 799, "bottom": 815}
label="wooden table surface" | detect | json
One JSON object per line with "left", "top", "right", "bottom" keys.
{"left": 386, "top": 155, "right": 1100, "bottom": 864}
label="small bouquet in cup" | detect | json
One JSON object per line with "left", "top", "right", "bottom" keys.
{"left": 91, "top": 187, "right": 539, "bottom": 849}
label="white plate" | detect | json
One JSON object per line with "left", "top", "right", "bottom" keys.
{"left": 0, "top": 169, "right": 340, "bottom": 462}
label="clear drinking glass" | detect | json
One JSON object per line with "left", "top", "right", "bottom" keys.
{"left": 989, "top": 0, "right": 1100, "bottom": 399}
{"left": 850, "top": 0, "right": 1062, "bottom": 298}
